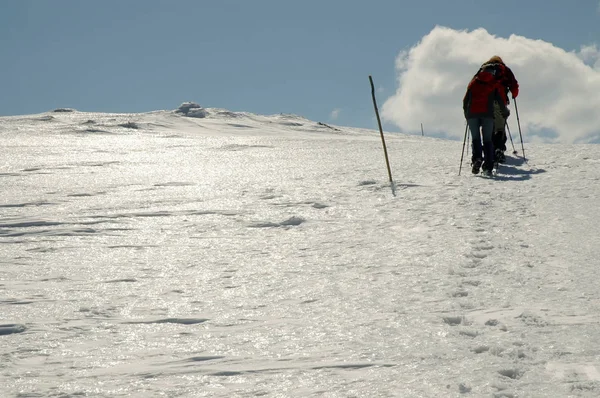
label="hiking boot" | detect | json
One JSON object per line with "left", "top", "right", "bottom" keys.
{"left": 471, "top": 158, "right": 482, "bottom": 174}
{"left": 481, "top": 169, "right": 493, "bottom": 177}
{"left": 495, "top": 148, "right": 506, "bottom": 163}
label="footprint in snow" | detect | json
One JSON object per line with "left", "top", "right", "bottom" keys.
{"left": 473, "top": 243, "right": 494, "bottom": 250}
{"left": 249, "top": 216, "right": 306, "bottom": 228}
{"left": 443, "top": 316, "right": 464, "bottom": 326}
{"left": 467, "top": 251, "right": 488, "bottom": 259}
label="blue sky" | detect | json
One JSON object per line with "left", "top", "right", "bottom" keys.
{"left": 1, "top": 0, "right": 599, "bottom": 133}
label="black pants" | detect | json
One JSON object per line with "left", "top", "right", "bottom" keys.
{"left": 492, "top": 130, "right": 507, "bottom": 152}
{"left": 493, "top": 102, "right": 507, "bottom": 152}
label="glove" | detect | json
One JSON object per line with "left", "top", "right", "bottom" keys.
{"left": 502, "top": 108, "right": 510, "bottom": 118}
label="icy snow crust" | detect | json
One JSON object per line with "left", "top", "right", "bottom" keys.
{"left": 1, "top": 105, "right": 599, "bottom": 397}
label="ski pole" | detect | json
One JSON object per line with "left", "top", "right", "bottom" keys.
{"left": 513, "top": 97, "right": 526, "bottom": 161}
{"left": 466, "top": 128, "right": 470, "bottom": 159}
{"left": 505, "top": 121, "right": 517, "bottom": 155}
{"left": 458, "top": 121, "right": 468, "bottom": 176}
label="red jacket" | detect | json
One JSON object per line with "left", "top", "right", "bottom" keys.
{"left": 463, "top": 70, "right": 509, "bottom": 119}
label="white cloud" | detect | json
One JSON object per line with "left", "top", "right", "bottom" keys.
{"left": 381, "top": 26, "right": 600, "bottom": 144}
{"left": 577, "top": 44, "right": 600, "bottom": 69}
{"left": 330, "top": 108, "right": 341, "bottom": 120}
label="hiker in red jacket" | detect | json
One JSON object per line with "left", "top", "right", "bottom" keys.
{"left": 477, "top": 56, "right": 519, "bottom": 162}
{"left": 463, "top": 63, "right": 510, "bottom": 176}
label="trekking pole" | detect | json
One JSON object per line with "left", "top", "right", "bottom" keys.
{"left": 369, "top": 75, "right": 396, "bottom": 196}
{"left": 505, "top": 121, "right": 517, "bottom": 155}
{"left": 513, "top": 97, "right": 526, "bottom": 161}
{"left": 458, "top": 121, "right": 469, "bottom": 176}
{"left": 466, "top": 128, "right": 470, "bottom": 159}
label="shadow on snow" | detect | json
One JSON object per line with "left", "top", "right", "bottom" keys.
{"left": 494, "top": 155, "right": 545, "bottom": 181}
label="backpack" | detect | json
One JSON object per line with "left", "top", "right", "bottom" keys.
{"left": 475, "top": 62, "right": 510, "bottom": 102}
{"left": 478, "top": 62, "right": 505, "bottom": 78}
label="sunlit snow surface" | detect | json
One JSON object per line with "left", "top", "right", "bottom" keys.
{"left": 1, "top": 107, "right": 600, "bottom": 397}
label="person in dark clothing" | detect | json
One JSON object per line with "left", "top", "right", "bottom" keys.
{"left": 476, "top": 56, "right": 519, "bottom": 163}
{"left": 463, "top": 64, "right": 510, "bottom": 176}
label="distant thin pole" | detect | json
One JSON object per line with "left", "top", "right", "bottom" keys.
{"left": 368, "top": 75, "right": 395, "bottom": 196}
{"left": 421, "top": 123, "right": 424, "bottom": 136}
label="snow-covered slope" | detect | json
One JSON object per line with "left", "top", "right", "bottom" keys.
{"left": 1, "top": 104, "right": 599, "bottom": 397}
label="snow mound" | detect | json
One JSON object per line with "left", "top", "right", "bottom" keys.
{"left": 187, "top": 108, "right": 208, "bottom": 118}
{"left": 175, "top": 102, "right": 244, "bottom": 119}
{"left": 118, "top": 121, "right": 140, "bottom": 129}
{"left": 175, "top": 102, "right": 207, "bottom": 118}
{"left": 214, "top": 110, "right": 246, "bottom": 119}
{"left": 170, "top": 102, "right": 346, "bottom": 134}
